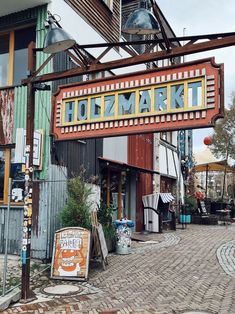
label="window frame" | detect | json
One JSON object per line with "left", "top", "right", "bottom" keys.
{"left": 0, "top": 146, "right": 25, "bottom": 205}
{"left": 0, "top": 23, "right": 36, "bottom": 88}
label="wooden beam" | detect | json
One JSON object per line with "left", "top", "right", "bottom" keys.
{"left": 22, "top": 34, "right": 235, "bottom": 85}
{"left": 28, "top": 41, "right": 36, "bottom": 75}
{"left": 106, "top": 168, "right": 110, "bottom": 207}
{"left": 8, "top": 31, "right": 14, "bottom": 85}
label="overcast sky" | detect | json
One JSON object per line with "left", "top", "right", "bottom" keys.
{"left": 157, "top": 0, "right": 235, "bottom": 152}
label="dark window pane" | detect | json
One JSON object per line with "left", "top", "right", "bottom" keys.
{"left": 0, "top": 34, "right": 9, "bottom": 86}
{"left": 13, "top": 47, "right": 28, "bottom": 85}
{"left": 14, "top": 26, "right": 35, "bottom": 50}
{"left": 13, "top": 26, "right": 35, "bottom": 85}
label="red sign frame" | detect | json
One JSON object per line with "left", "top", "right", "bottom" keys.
{"left": 51, "top": 58, "right": 224, "bottom": 141}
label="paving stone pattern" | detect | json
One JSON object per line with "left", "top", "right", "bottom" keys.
{"left": 217, "top": 240, "right": 235, "bottom": 278}
{"left": 2, "top": 224, "right": 235, "bottom": 314}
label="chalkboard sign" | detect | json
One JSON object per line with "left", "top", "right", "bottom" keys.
{"left": 97, "top": 224, "right": 108, "bottom": 261}
{"left": 200, "top": 201, "right": 207, "bottom": 214}
{"left": 51, "top": 227, "right": 90, "bottom": 281}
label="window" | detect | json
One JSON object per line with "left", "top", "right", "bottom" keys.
{"left": 0, "top": 148, "right": 24, "bottom": 204}
{"left": 0, "top": 25, "right": 35, "bottom": 87}
{"left": 160, "top": 131, "right": 173, "bottom": 144}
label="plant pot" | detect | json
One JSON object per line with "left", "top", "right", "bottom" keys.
{"left": 179, "top": 214, "right": 191, "bottom": 224}
{"left": 105, "top": 238, "right": 116, "bottom": 253}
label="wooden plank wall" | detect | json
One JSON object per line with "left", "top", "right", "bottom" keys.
{"left": 64, "top": 0, "right": 120, "bottom": 43}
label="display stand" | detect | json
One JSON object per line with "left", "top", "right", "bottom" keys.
{"left": 91, "top": 211, "right": 108, "bottom": 270}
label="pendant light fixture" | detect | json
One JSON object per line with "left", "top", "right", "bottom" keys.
{"left": 122, "top": 0, "right": 160, "bottom": 35}
{"left": 43, "top": 14, "right": 76, "bottom": 54}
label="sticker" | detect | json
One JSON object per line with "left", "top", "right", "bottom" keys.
{"left": 23, "top": 239, "right": 28, "bottom": 245}
{"left": 27, "top": 207, "right": 32, "bottom": 217}
{"left": 29, "top": 167, "right": 34, "bottom": 173}
{"left": 25, "top": 145, "right": 30, "bottom": 153}
{"left": 22, "top": 250, "right": 26, "bottom": 264}
{"left": 27, "top": 198, "right": 32, "bottom": 204}
{"left": 25, "top": 175, "right": 30, "bottom": 181}
{"left": 23, "top": 221, "right": 28, "bottom": 227}
{"left": 24, "top": 210, "right": 28, "bottom": 217}
{"left": 29, "top": 188, "right": 33, "bottom": 194}
{"left": 22, "top": 245, "right": 27, "bottom": 251}
{"left": 23, "top": 227, "right": 28, "bottom": 233}
{"left": 23, "top": 232, "right": 28, "bottom": 239}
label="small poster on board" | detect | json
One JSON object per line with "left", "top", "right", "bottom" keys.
{"left": 51, "top": 227, "right": 90, "bottom": 281}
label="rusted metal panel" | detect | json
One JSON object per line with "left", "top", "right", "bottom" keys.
{"left": 0, "top": 88, "right": 14, "bottom": 144}
{"left": 65, "top": 0, "right": 120, "bottom": 43}
{"left": 128, "top": 134, "right": 153, "bottom": 231}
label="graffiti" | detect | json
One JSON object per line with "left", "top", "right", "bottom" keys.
{"left": 0, "top": 89, "right": 14, "bottom": 144}
{"left": 116, "top": 224, "right": 132, "bottom": 249}
{"left": 22, "top": 146, "right": 33, "bottom": 265}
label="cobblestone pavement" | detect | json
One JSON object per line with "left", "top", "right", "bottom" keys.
{"left": 2, "top": 224, "right": 235, "bottom": 314}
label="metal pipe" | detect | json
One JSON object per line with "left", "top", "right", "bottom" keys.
{"left": 2, "top": 178, "right": 12, "bottom": 296}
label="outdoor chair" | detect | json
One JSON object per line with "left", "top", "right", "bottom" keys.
{"left": 196, "top": 200, "right": 218, "bottom": 225}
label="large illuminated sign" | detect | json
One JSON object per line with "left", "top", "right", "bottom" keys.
{"left": 52, "top": 58, "right": 223, "bottom": 140}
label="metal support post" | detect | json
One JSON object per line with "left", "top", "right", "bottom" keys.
{"left": 21, "top": 80, "right": 35, "bottom": 302}
{"left": 2, "top": 178, "right": 12, "bottom": 296}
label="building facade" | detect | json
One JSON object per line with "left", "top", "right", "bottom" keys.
{"left": 0, "top": 0, "right": 187, "bottom": 258}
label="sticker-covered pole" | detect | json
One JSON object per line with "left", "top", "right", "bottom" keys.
{"left": 21, "top": 42, "right": 36, "bottom": 302}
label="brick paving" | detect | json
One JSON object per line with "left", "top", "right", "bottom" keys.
{"left": 2, "top": 224, "right": 235, "bottom": 314}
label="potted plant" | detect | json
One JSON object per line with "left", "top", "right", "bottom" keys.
{"left": 179, "top": 196, "right": 197, "bottom": 224}
{"left": 97, "top": 202, "right": 117, "bottom": 252}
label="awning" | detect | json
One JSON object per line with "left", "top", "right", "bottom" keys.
{"left": 193, "top": 147, "right": 234, "bottom": 173}
{"left": 98, "top": 157, "right": 160, "bottom": 175}
{"left": 142, "top": 193, "right": 174, "bottom": 208}
{"left": 160, "top": 193, "right": 175, "bottom": 203}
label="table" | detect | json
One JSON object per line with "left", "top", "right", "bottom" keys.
{"left": 216, "top": 210, "right": 231, "bottom": 225}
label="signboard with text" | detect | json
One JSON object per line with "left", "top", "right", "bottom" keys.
{"left": 52, "top": 58, "right": 223, "bottom": 140}
{"left": 51, "top": 227, "right": 90, "bottom": 281}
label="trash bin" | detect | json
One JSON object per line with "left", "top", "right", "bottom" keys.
{"left": 113, "top": 219, "right": 134, "bottom": 255}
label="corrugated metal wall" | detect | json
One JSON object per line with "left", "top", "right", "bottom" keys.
{"left": 31, "top": 164, "right": 67, "bottom": 260}
{"left": 13, "top": 5, "right": 52, "bottom": 180}
{"left": 0, "top": 206, "right": 23, "bottom": 254}
{"left": 52, "top": 139, "right": 103, "bottom": 180}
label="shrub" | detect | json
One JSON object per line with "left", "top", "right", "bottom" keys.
{"left": 97, "top": 202, "right": 117, "bottom": 239}
{"left": 60, "top": 176, "right": 93, "bottom": 229}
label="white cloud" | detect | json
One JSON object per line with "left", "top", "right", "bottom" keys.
{"left": 157, "top": 0, "right": 235, "bottom": 152}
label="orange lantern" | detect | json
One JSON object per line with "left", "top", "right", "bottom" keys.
{"left": 203, "top": 136, "right": 212, "bottom": 146}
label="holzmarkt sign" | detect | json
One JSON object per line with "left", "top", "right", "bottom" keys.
{"left": 52, "top": 58, "right": 223, "bottom": 140}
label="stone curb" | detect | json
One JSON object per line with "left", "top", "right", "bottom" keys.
{"left": 0, "top": 288, "right": 21, "bottom": 311}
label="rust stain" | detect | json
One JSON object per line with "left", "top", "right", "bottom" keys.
{"left": 0, "top": 88, "right": 14, "bottom": 144}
